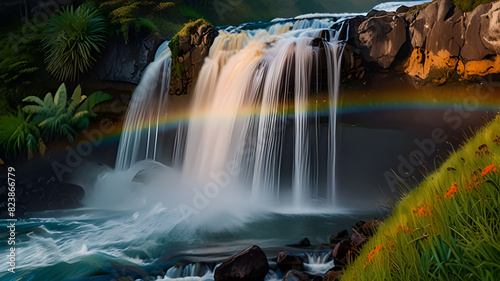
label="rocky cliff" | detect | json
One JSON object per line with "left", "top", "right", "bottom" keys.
{"left": 343, "top": 0, "right": 500, "bottom": 87}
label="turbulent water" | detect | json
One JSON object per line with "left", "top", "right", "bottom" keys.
{"left": 0, "top": 1, "right": 434, "bottom": 280}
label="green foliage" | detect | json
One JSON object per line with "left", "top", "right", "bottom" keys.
{"left": 168, "top": 18, "right": 210, "bottom": 78}
{"left": 341, "top": 115, "right": 500, "bottom": 280}
{"left": 0, "top": 19, "right": 59, "bottom": 116}
{"left": 22, "top": 83, "right": 112, "bottom": 143}
{"left": 97, "top": 0, "right": 175, "bottom": 43}
{"left": 43, "top": 3, "right": 108, "bottom": 82}
{"left": 0, "top": 108, "right": 46, "bottom": 160}
{"left": 453, "top": 0, "right": 495, "bottom": 12}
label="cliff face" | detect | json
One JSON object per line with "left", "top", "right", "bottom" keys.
{"left": 343, "top": 0, "right": 500, "bottom": 86}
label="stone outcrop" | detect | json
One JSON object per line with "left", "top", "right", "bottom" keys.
{"left": 169, "top": 23, "right": 218, "bottom": 96}
{"left": 94, "top": 31, "right": 162, "bottom": 84}
{"left": 344, "top": 0, "right": 500, "bottom": 86}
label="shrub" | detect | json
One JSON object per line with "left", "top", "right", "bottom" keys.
{"left": 98, "top": 0, "right": 175, "bottom": 43}
{"left": 0, "top": 108, "right": 46, "bottom": 160}
{"left": 22, "top": 83, "right": 112, "bottom": 143}
{"left": 43, "top": 3, "right": 108, "bottom": 82}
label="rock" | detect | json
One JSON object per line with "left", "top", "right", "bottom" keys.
{"left": 282, "top": 270, "right": 322, "bottom": 281}
{"left": 461, "top": 3, "right": 495, "bottom": 60}
{"left": 351, "top": 232, "right": 365, "bottom": 245}
{"left": 323, "top": 267, "right": 343, "bottom": 281}
{"left": 299, "top": 237, "right": 311, "bottom": 247}
{"left": 480, "top": 2, "right": 500, "bottom": 55}
{"left": 329, "top": 229, "right": 349, "bottom": 247}
{"left": 331, "top": 239, "right": 355, "bottom": 265}
{"left": 356, "top": 218, "right": 382, "bottom": 237}
{"left": 277, "top": 252, "right": 304, "bottom": 272}
{"left": 169, "top": 23, "right": 218, "bottom": 96}
{"left": 396, "top": 6, "right": 410, "bottom": 13}
{"left": 425, "top": 0, "right": 464, "bottom": 57}
{"left": 358, "top": 14, "right": 408, "bottom": 69}
{"left": 214, "top": 245, "right": 269, "bottom": 281}
{"left": 95, "top": 31, "right": 162, "bottom": 84}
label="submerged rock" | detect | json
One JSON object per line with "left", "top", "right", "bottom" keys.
{"left": 214, "top": 245, "right": 269, "bottom": 281}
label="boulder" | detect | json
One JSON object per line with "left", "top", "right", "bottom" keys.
{"left": 323, "top": 267, "right": 343, "bottom": 281}
{"left": 461, "top": 3, "right": 495, "bottom": 60}
{"left": 480, "top": 2, "right": 500, "bottom": 55}
{"left": 354, "top": 218, "right": 382, "bottom": 237}
{"left": 331, "top": 239, "right": 355, "bottom": 265}
{"left": 358, "top": 14, "right": 408, "bottom": 68}
{"left": 329, "top": 229, "right": 349, "bottom": 247}
{"left": 299, "top": 237, "right": 311, "bottom": 247}
{"left": 351, "top": 232, "right": 365, "bottom": 245}
{"left": 214, "top": 245, "right": 269, "bottom": 281}
{"left": 277, "top": 252, "right": 304, "bottom": 272}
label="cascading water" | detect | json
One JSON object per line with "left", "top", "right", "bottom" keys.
{"left": 175, "top": 18, "right": 346, "bottom": 207}
{"left": 115, "top": 44, "right": 173, "bottom": 170}
{"left": 115, "top": 17, "right": 346, "bottom": 207}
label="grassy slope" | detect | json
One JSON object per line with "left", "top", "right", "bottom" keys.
{"left": 342, "top": 115, "right": 500, "bottom": 280}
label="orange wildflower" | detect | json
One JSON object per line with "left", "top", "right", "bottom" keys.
{"left": 364, "top": 245, "right": 383, "bottom": 268}
{"left": 396, "top": 225, "right": 413, "bottom": 234}
{"left": 414, "top": 205, "right": 432, "bottom": 216}
{"left": 481, "top": 163, "right": 498, "bottom": 176}
{"left": 445, "top": 182, "right": 458, "bottom": 198}
{"left": 436, "top": 195, "right": 440, "bottom": 198}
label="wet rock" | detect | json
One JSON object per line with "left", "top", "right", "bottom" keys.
{"left": 277, "top": 252, "right": 304, "bottom": 272}
{"left": 351, "top": 232, "right": 365, "bottom": 245}
{"left": 354, "top": 218, "right": 382, "bottom": 237}
{"left": 329, "top": 229, "right": 349, "bottom": 247}
{"left": 214, "top": 245, "right": 269, "bottom": 281}
{"left": 299, "top": 237, "right": 311, "bottom": 247}
{"left": 282, "top": 270, "right": 322, "bottom": 281}
{"left": 323, "top": 267, "right": 343, "bottom": 281}
{"left": 331, "top": 239, "right": 355, "bottom": 266}
{"left": 169, "top": 23, "right": 218, "bottom": 96}
{"left": 358, "top": 14, "right": 408, "bottom": 68}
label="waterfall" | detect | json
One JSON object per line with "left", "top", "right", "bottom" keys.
{"left": 116, "top": 16, "right": 346, "bottom": 208}
{"left": 115, "top": 43, "right": 172, "bottom": 170}
{"left": 177, "top": 20, "right": 345, "bottom": 207}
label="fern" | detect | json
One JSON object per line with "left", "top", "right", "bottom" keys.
{"left": 22, "top": 83, "right": 112, "bottom": 143}
{"left": 0, "top": 108, "right": 44, "bottom": 159}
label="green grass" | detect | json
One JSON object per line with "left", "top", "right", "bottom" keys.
{"left": 342, "top": 115, "right": 500, "bottom": 280}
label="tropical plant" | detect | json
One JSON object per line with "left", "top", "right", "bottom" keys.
{"left": 22, "top": 83, "right": 112, "bottom": 143}
{"left": 43, "top": 3, "right": 108, "bottom": 82}
{"left": 0, "top": 108, "right": 46, "bottom": 160}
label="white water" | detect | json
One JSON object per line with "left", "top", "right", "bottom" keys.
{"left": 116, "top": 45, "right": 172, "bottom": 170}
{"left": 172, "top": 19, "right": 346, "bottom": 208}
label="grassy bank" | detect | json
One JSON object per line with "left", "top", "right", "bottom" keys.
{"left": 342, "top": 115, "right": 500, "bottom": 280}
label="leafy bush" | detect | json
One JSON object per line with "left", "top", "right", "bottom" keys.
{"left": 97, "top": 0, "right": 175, "bottom": 43}
{"left": 22, "top": 83, "right": 112, "bottom": 143}
{"left": 453, "top": 0, "right": 495, "bottom": 12}
{"left": 0, "top": 108, "right": 46, "bottom": 160}
{"left": 43, "top": 3, "right": 108, "bottom": 81}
